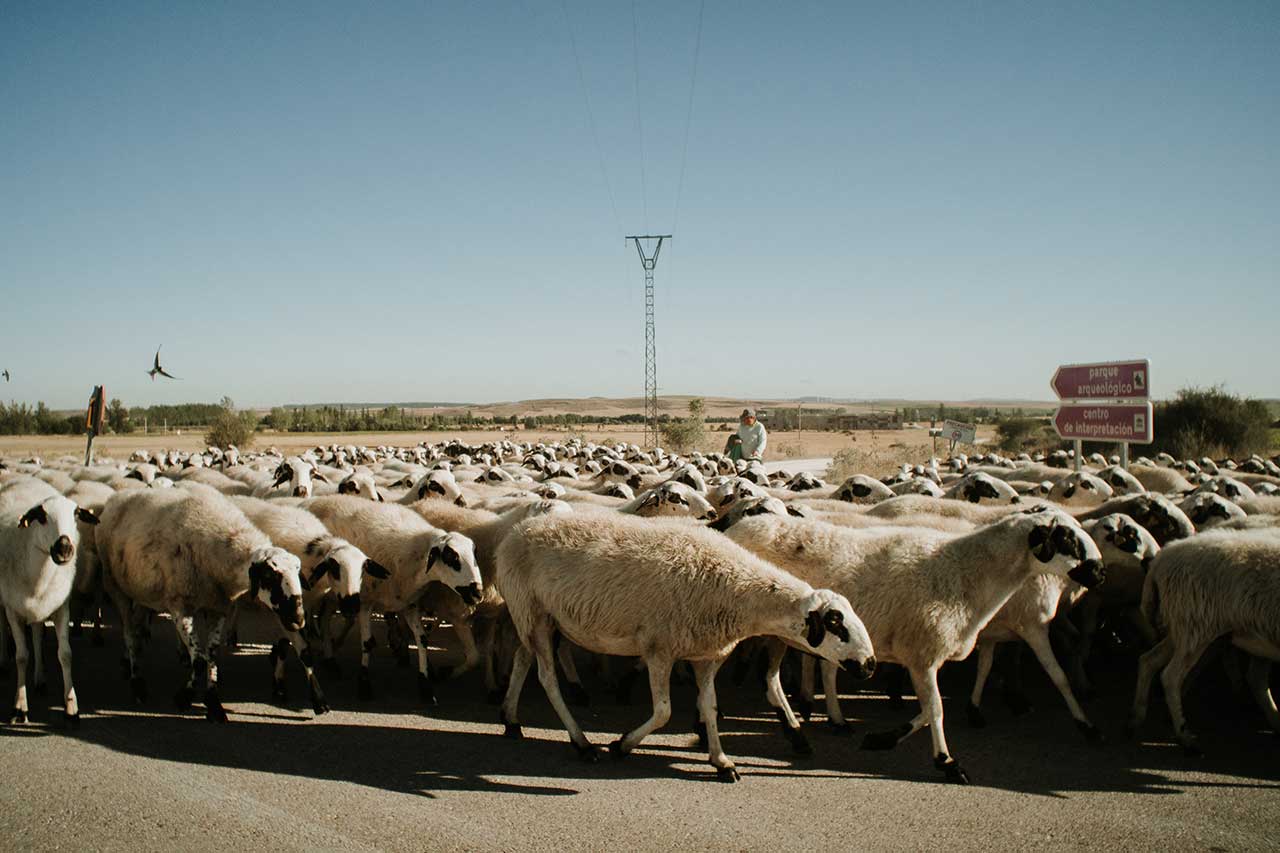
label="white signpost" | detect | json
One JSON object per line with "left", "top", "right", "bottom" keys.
{"left": 943, "top": 419, "right": 976, "bottom": 453}
{"left": 1051, "top": 359, "right": 1152, "bottom": 471}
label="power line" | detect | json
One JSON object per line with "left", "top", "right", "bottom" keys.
{"left": 672, "top": 0, "right": 705, "bottom": 234}
{"left": 631, "top": 0, "right": 648, "bottom": 232}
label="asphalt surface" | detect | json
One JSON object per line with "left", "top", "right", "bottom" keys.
{"left": 2, "top": 609, "right": 1277, "bottom": 852}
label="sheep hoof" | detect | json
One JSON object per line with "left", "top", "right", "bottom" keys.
{"left": 271, "top": 680, "right": 288, "bottom": 705}
{"left": 357, "top": 670, "right": 373, "bottom": 701}
{"left": 173, "top": 686, "right": 195, "bottom": 711}
{"left": 788, "top": 728, "right": 814, "bottom": 755}
{"left": 826, "top": 720, "right": 853, "bottom": 737}
{"left": 204, "top": 690, "right": 228, "bottom": 724}
{"left": 486, "top": 688, "right": 505, "bottom": 705}
{"left": 575, "top": 742, "right": 600, "bottom": 763}
{"left": 693, "top": 720, "right": 709, "bottom": 750}
{"left": 608, "top": 739, "right": 628, "bottom": 760}
{"left": 861, "top": 725, "right": 909, "bottom": 751}
{"left": 716, "top": 765, "right": 740, "bottom": 783}
{"left": 793, "top": 697, "right": 813, "bottom": 723}
{"left": 936, "top": 756, "right": 970, "bottom": 785}
{"left": 310, "top": 692, "right": 330, "bottom": 716}
{"left": 563, "top": 682, "right": 590, "bottom": 707}
{"left": 64, "top": 711, "right": 80, "bottom": 730}
{"left": 966, "top": 702, "right": 987, "bottom": 728}
{"left": 130, "top": 676, "right": 148, "bottom": 704}
{"left": 33, "top": 680, "right": 48, "bottom": 697}
{"left": 91, "top": 633, "right": 105, "bottom": 649}
{"left": 1076, "top": 721, "right": 1106, "bottom": 745}
{"left": 7, "top": 709, "right": 28, "bottom": 725}
{"left": 1003, "top": 691, "right": 1032, "bottom": 716}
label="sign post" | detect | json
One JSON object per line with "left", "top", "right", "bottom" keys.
{"left": 1051, "top": 360, "right": 1151, "bottom": 469}
{"left": 942, "top": 419, "right": 976, "bottom": 455}
{"left": 84, "top": 385, "right": 105, "bottom": 466}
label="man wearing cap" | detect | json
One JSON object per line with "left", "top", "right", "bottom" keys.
{"left": 732, "top": 408, "right": 767, "bottom": 462}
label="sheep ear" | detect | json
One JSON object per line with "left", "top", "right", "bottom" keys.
{"left": 823, "top": 609, "right": 850, "bottom": 642}
{"left": 312, "top": 470, "right": 329, "bottom": 484}
{"left": 75, "top": 507, "right": 99, "bottom": 526}
{"left": 248, "top": 561, "right": 270, "bottom": 597}
{"left": 427, "top": 548, "right": 438, "bottom": 570}
{"left": 364, "top": 559, "right": 390, "bottom": 579}
{"left": 1028, "top": 523, "right": 1056, "bottom": 563}
{"left": 454, "top": 496, "right": 467, "bottom": 507}
{"left": 308, "top": 558, "right": 337, "bottom": 587}
{"left": 18, "top": 505, "right": 48, "bottom": 528}
{"left": 805, "top": 609, "right": 826, "bottom": 648}
{"left": 376, "top": 491, "right": 384, "bottom": 502}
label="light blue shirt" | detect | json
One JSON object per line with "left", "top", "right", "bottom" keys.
{"left": 737, "top": 421, "right": 767, "bottom": 459}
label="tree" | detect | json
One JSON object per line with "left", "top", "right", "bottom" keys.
{"left": 205, "top": 396, "right": 256, "bottom": 449}
{"left": 659, "top": 398, "right": 706, "bottom": 452}
{"left": 106, "top": 398, "right": 131, "bottom": 434}
{"left": 1151, "top": 386, "right": 1272, "bottom": 459}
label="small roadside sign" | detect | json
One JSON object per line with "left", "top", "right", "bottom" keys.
{"left": 943, "top": 419, "right": 976, "bottom": 445}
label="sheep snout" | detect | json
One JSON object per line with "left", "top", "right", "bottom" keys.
{"left": 50, "top": 535, "right": 75, "bottom": 565}
{"left": 1068, "top": 559, "right": 1105, "bottom": 589}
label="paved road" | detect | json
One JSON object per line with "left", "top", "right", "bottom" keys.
{"left": 2, "top": 611, "right": 1277, "bottom": 852}
{"left": 763, "top": 457, "right": 832, "bottom": 476}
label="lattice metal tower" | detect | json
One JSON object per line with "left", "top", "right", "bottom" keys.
{"left": 626, "top": 235, "right": 671, "bottom": 449}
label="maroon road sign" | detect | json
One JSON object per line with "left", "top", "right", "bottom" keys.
{"left": 1053, "top": 402, "right": 1153, "bottom": 444}
{"left": 1051, "top": 360, "right": 1149, "bottom": 400}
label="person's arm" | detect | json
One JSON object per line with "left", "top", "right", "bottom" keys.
{"left": 754, "top": 423, "right": 767, "bottom": 459}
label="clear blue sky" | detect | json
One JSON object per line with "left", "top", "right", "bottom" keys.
{"left": 3, "top": 2, "right": 1277, "bottom": 410}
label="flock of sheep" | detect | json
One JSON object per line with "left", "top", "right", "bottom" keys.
{"left": 1, "top": 438, "right": 1278, "bottom": 785}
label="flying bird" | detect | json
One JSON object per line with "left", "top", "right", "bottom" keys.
{"left": 147, "top": 346, "right": 181, "bottom": 381}
{"left": 2, "top": 370, "right": 9, "bottom": 382}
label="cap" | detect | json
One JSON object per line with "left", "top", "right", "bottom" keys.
{"left": 741, "top": 408, "right": 755, "bottom": 418}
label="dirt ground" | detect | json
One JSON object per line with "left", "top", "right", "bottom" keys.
{"left": 1, "top": 610, "right": 1276, "bottom": 852}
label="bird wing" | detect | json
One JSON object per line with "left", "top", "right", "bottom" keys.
{"left": 158, "top": 368, "right": 181, "bottom": 380}
{"left": 154, "top": 347, "right": 163, "bottom": 369}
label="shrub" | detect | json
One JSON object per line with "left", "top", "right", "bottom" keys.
{"left": 205, "top": 397, "right": 257, "bottom": 449}
{"left": 659, "top": 398, "right": 706, "bottom": 453}
{"left": 1150, "top": 386, "right": 1271, "bottom": 459}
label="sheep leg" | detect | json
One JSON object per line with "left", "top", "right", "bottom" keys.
{"left": 1021, "top": 628, "right": 1103, "bottom": 744}
{"left": 314, "top": 597, "right": 341, "bottom": 675}
{"left": 1128, "top": 637, "right": 1174, "bottom": 734}
{"left": 30, "top": 621, "right": 46, "bottom": 695}
{"left": 529, "top": 624, "right": 595, "bottom": 759}
{"left": 4, "top": 608, "right": 30, "bottom": 723}
{"left": 223, "top": 601, "right": 240, "bottom": 650}
{"left": 51, "top": 604, "right": 78, "bottom": 727}
{"left": 171, "top": 611, "right": 201, "bottom": 712}
{"left": 820, "top": 659, "right": 849, "bottom": 730}
{"left": 285, "top": 630, "right": 329, "bottom": 716}
{"left": 610, "top": 654, "right": 674, "bottom": 758}
{"left": 795, "top": 653, "right": 816, "bottom": 722}
{"left": 203, "top": 614, "right": 229, "bottom": 723}
{"left": 1000, "top": 643, "right": 1031, "bottom": 715}
{"left": 1070, "top": 596, "right": 1101, "bottom": 697}
{"left": 269, "top": 635, "right": 291, "bottom": 704}
{"left": 403, "top": 605, "right": 439, "bottom": 707}
{"left": 109, "top": 587, "right": 147, "bottom": 702}
{"left": 481, "top": 616, "right": 501, "bottom": 700}
{"left": 436, "top": 615, "right": 480, "bottom": 681}
{"left": 499, "top": 644, "right": 533, "bottom": 737}
{"left": 554, "top": 634, "right": 589, "bottom": 707}
{"left": 967, "top": 639, "right": 996, "bottom": 728}
{"left": 692, "top": 657, "right": 738, "bottom": 782}
{"left": 1160, "top": 637, "right": 1216, "bottom": 755}
{"left": 761, "top": 639, "right": 810, "bottom": 754}
{"left": 357, "top": 607, "right": 375, "bottom": 701}
{"left": 915, "top": 666, "right": 968, "bottom": 784}
{"left": 1245, "top": 657, "right": 1280, "bottom": 735}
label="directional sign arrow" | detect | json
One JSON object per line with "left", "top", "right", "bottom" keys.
{"left": 1053, "top": 402, "right": 1153, "bottom": 444}
{"left": 1051, "top": 360, "right": 1149, "bottom": 400}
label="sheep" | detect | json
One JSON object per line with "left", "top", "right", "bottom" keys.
{"left": 95, "top": 485, "right": 307, "bottom": 722}
{"left": 231, "top": 496, "right": 388, "bottom": 711}
{"left": 337, "top": 470, "right": 384, "bottom": 502}
{"left": 1179, "top": 493, "right": 1247, "bottom": 529}
{"left": 62, "top": 480, "right": 116, "bottom": 646}
{"left": 889, "top": 477, "right": 944, "bottom": 498}
{"left": 254, "top": 457, "right": 328, "bottom": 499}
{"left": 1129, "top": 529, "right": 1280, "bottom": 753}
{"left": 301, "top": 495, "right": 483, "bottom": 705}
{"left": 0, "top": 478, "right": 97, "bottom": 724}
{"left": 409, "top": 499, "right": 574, "bottom": 700}
{"left": 1095, "top": 465, "right": 1147, "bottom": 496}
{"left": 33, "top": 468, "right": 77, "bottom": 493}
{"left": 173, "top": 466, "right": 254, "bottom": 496}
{"left": 1192, "top": 475, "right": 1258, "bottom": 504}
{"left": 724, "top": 508, "right": 1105, "bottom": 783}
{"left": 943, "top": 472, "right": 1022, "bottom": 505}
{"left": 1074, "top": 494, "right": 1196, "bottom": 546}
{"left": 786, "top": 471, "right": 826, "bottom": 492}
{"left": 832, "top": 475, "right": 895, "bottom": 504}
{"left": 1128, "top": 464, "right": 1194, "bottom": 494}
{"left": 1046, "top": 471, "right": 1114, "bottom": 507}
{"left": 398, "top": 470, "right": 468, "bottom": 507}
{"left": 865, "top": 494, "right": 1033, "bottom": 525}
{"left": 619, "top": 481, "right": 718, "bottom": 521}
{"left": 495, "top": 512, "right": 875, "bottom": 782}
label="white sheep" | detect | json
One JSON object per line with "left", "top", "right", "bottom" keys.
{"left": 398, "top": 470, "right": 468, "bottom": 507}
{"left": 866, "top": 494, "right": 1034, "bottom": 525}
{"left": 1046, "top": 471, "right": 1114, "bottom": 507}
{"left": 832, "top": 475, "right": 895, "bottom": 504}
{"left": 1129, "top": 529, "right": 1280, "bottom": 753}
{"left": 1128, "top": 464, "right": 1194, "bottom": 494}
{"left": 1192, "top": 475, "right": 1258, "bottom": 504}
{"left": 1074, "top": 494, "right": 1196, "bottom": 546}
{"left": 231, "top": 495, "right": 389, "bottom": 711}
{"left": 95, "top": 484, "right": 307, "bottom": 722}
{"left": 336, "top": 470, "right": 384, "bottom": 502}
{"left": 253, "top": 456, "right": 328, "bottom": 499}
{"left": 1179, "top": 492, "right": 1247, "bottom": 529}
{"left": 301, "top": 495, "right": 483, "bottom": 705}
{"left": 0, "top": 478, "right": 97, "bottom": 724}
{"left": 1095, "top": 465, "right": 1147, "bottom": 496}
{"left": 724, "top": 507, "right": 1105, "bottom": 784}
{"left": 943, "top": 472, "right": 1022, "bottom": 505}
{"left": 495, "top": 512, "right": 875, "bottom": 782}
{"left": 618, "top": 481, "right": 717, "bottom": 521}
